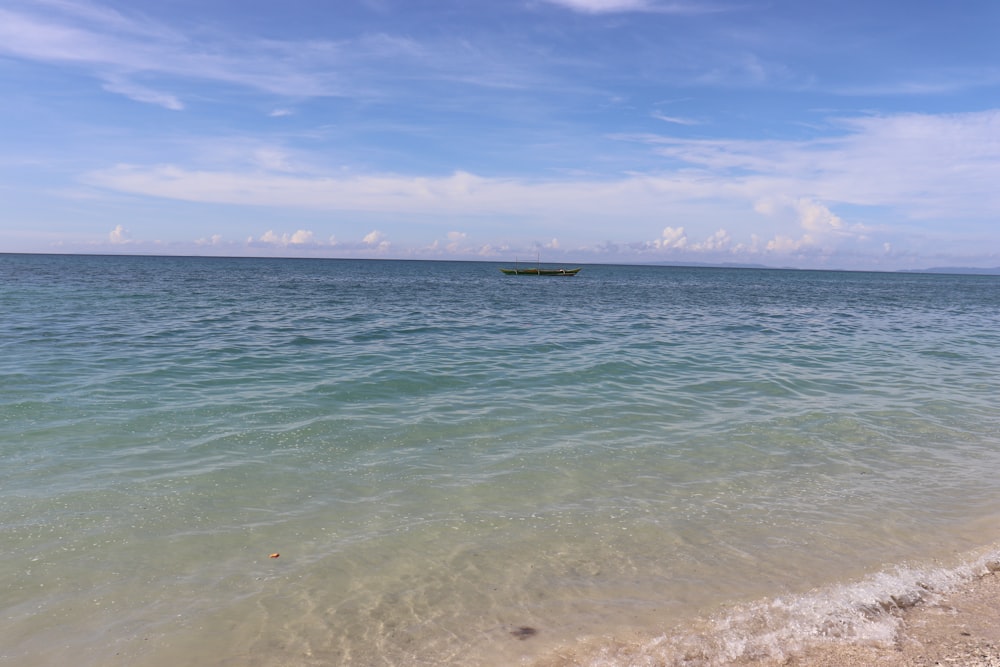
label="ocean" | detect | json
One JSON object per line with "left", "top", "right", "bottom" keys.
{"left": 2, "top": 253, "right": 1000, "bottom": 666}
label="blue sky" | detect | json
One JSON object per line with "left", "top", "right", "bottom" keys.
{"left": 2, "top": 0, "right": 1000, "bottom": 269}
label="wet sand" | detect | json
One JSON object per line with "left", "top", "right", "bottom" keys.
{"left": 533, "top": 556, "right": 1000, "bottom": 667}
{"left": 781, "top": 564, "right": 1000, "bottom": 667}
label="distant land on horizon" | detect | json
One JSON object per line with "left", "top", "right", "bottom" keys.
{"left": 897, "top": 266, "right": 1000, "bottom": 275}
{"left": 645, "top": 260, "right": 1000, "bottom": 275}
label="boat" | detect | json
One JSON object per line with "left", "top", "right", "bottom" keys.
{"left": 500, "top": 255, "right": 581, "bottom": 276}
{"left": 499, "top": 266, "right": 581, "bottom": 276}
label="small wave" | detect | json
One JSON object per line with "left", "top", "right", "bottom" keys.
{"left": 289, "top": 335, "right": 323, "bottom": 346}
{"left": 534, "top": 548, "right": 1000, "bottom": 666}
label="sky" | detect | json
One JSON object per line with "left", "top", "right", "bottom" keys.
{"left": 2, "top": 0, "right": 1000, "bottom": 270}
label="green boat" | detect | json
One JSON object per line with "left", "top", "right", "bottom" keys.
{"left": 500, "top": 266, "right": 581, "bottom": 276}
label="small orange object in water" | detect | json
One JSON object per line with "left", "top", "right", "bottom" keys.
{"left": 269, "top": 553, "right": 280, "bottom": 559}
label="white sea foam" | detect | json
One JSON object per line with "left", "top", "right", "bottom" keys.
{"left": 547, "top": 548, "right": 1000, "bottom": 667}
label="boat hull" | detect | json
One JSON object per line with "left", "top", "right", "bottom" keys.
{"left": 499, "top": 267, "right": 581, "bottom": 276}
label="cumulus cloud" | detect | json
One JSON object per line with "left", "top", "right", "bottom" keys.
{"left": 796, "top": 199, "right": 844, "bottom": 233}
{"left": 657, "top": 226, "right": 688, "bottom": 249}
{"left": 766, "top": 234, "right": 816, "bottom": 253}
{"left": 752, "top": 196, "right": 861, "bottom": 254}
{"left": 108, "top": 224, "right": 131, "bottom": 244}
{"left": 290, "top": 229, "right": 314, "bottom": 244}
{"left": 694, "top": 228, "right": 731, "bottom": 251}
{"left": 251, "top": 229, "right": 317, "bottom": 246}
{"left": 640, "top": 227, "right": 737, "bottom": 256}
{"left": 362, "top": 230, "right": 390, "bottom": 252}
{"left": 443, "top": 231, "right": 468, "bottom": 252}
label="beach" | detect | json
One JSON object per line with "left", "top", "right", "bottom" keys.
{"left": 525, "top": 555, "right": 1000, "bottom": 667}
{"left": 791, "top": 564, "right": 1000, "bottom": 667}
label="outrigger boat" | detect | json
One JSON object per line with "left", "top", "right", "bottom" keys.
{"left": 500, "top": 256, "right": 581, "bottom": 276}
{"left": 500, "top": 266, "right": 581, "bottom": 276}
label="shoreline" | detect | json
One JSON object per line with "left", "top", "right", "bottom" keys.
{"left": 532, "top": 551, "right": 1000, "bottom": 667}
{"left": 787, "top": 562, "right": 1000, "bottom": 667}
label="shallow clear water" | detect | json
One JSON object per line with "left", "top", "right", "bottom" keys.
{"left": 2, "top": 254, "right": 1000, "bottom": 665}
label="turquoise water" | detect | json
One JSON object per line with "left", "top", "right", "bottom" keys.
{"left": 3, "top": 254, "right": 1000, "bottom": 666}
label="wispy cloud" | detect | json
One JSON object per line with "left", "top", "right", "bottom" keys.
{"left": 651, "top": 111, "right": 699, "bottom": 125}
{"left": 832, "top": 68, "right": 1000, "bottom": 97}
{"left": 636, "top": 109, "right": 1000, "bottom": 219}
{"left": 0, "top": 0, "right": 736, "bottom": 118}
{"left": 541, "top": 0, "right": 722, "bottom": 14}
{"left": 101, "top": 76, "right": 183, "bottom": 110}
{"left": 5, "top": 0, "right": 999, "bottom": 269}
{"left": 543, "top": 0, "right": 658, "bottom": 12}
{"left": 0, "top": 1, "right": 551, "bottom": 111}
{"left": 80, "top": 108, "right": 1000, "bottom": 264}
{"left": 0, "top": 3, "right": 350, "bottom": 106}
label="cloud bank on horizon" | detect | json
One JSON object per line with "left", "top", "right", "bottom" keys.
{"left": 2, "top": 0, "right": 1000, "bottom": 269}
